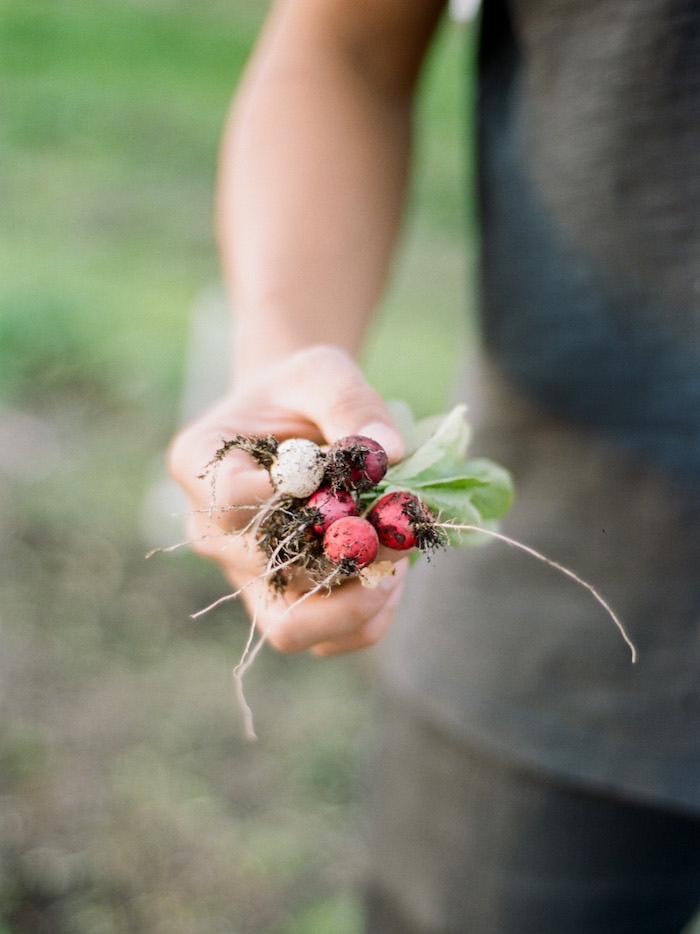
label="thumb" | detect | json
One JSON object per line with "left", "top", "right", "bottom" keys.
{"left": 277, "top": 346, "right": 405, "bottom": 461}
{"left": 353, "top": 420, "right": 405, "bottom": 465}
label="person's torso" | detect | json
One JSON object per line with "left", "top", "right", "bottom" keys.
{"left": 477, "top": 0, "right": 700, "bottom": 486}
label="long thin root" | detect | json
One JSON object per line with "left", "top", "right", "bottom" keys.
{"left": 439, "top": 522, "right": 638, "bottom": 663}
{"left": 232, "top": 567, "right": 342, "bottom": 740}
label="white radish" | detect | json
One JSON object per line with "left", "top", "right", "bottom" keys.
{"left": 269, "top": 438, "right": 325, "bottom": 498}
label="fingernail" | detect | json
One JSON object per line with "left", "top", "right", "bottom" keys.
{"left": 358, "top": 422, "right": 404, "bottom": 461}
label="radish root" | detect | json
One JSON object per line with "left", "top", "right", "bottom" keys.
{"left": 439, "top": 521, "right": 638, "bottom": 663}
{"left": 233, "top": 567, "right": 342, "bottom": 740}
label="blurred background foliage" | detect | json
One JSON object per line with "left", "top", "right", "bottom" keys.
{"left": 0, "top": 1, "right": 474, "bottom": 932}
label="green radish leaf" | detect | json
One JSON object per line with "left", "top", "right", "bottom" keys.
{"left": 452, "top": 459, "right": 514, "bottom": 520}
{"left": 366, "top": 402, "right": 515, "bottom": 548}
{"left": 405, "top": 471, "right": 512, "bottom": 521}
{"left": 385, "top": 404, "right": 471, "bottom": 481}
{"left": 386, "top": 399, "right": 447, "bottom": 455}
{"left": 405, "top": 485, "right": 484, "bottom": 526}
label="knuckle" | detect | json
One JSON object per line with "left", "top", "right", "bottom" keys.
{"left": 357, "top": 625, "right": 383, "bottom": 649}
{"left": 265, "top": 626, "right": 304, "bottom": 655}
{"left": 326, "top": 380, "right": 386, "bottom": 435}
{"left": 285, "top": 346, "right": 389, "bottom": 435}
{"left": 340, "top": 590, "right": 382, "bottom": 631}
{"left": 167, "top": 426, "right": 193, "bottom": 483}
{"left": 188, "top": 532, "right": 222, "bottom": 561}
{"left": 293, "top": 344, "right": 355, "bottom": 377}
{"left": 167, "top": 424, "right": 221, "bottom": 489}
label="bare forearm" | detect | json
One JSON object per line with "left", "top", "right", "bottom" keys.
{"left": 218, "top": 0, "right": 445, "bottom": 383}
{"left": 171, "top": 2, "right": 447, "bottom": 657}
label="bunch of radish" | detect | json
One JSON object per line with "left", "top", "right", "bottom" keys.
{"left": 205, "top": 434, "right": 445, "bottom": 583}
{"left": 196, "top": 404, "right": 513, "bottom": 596}
{"left": 162, "top": 403, "right": 636, "bottom": 738}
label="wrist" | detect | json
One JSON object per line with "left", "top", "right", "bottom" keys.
{"left": 230, "top": 310, "right": 363, "bottom": 390}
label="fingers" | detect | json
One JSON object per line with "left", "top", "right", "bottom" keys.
{"left": 168, "top": 414, "right": 273, "bottom": 515}
{"left": 167, "top": 344, "right": 411, "bottom": 660}
{"left": 246, "top": 346, "right": 405, "bottom": 460}
{"left": 168, "top": 346, "right": 405, "bottom": 523}
{"left": 291, "top": 346, "right": 406, "bottom": 461}
{"left": 310, "top": 581, "right": 405, "bottom": 656}
{"left": 239, "top": 557, "right": 410, "bottom": 655}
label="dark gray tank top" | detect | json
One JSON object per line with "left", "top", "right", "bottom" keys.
{"left": 478, "top": 0, "right": 700, "bottom": 487}
{"left": 379, "top": 0, "right": 700, "bottom": 813}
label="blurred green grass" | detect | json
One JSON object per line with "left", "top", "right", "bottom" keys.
{"left": 1, "top": 0, "right": 473, "bottom": 417}
{"left": 2, "top": 0, "right": 261, "bottom": 411}
{"left": 0, "top": 2, "right": 475, "bottom": 933}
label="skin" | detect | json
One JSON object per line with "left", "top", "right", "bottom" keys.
{"left": 169, "top": 0, "right": 447, "bottom": 656}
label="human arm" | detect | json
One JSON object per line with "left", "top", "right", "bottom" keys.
{"left": 169, "top": 0, "right": 447, "bottom": 655}
{"left": 221, "top": 0, "right": 447, "bottom": 379}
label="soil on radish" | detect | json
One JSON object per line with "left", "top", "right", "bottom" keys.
{"left": 198, "top": 434, "right": 279, "bottom": 478}
{"left": 324, "top": 435, "right": 388, "bottom": 493}
{"left": 200, "top": 433, "right": 397, "bottom": 594}
{"left": 368, "top": 490, "right": 446, "bottom": 553}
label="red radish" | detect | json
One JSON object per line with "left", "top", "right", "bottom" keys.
{"left": 306, "top": 486, "right": 358, "bottom": 534}
{"left": 368, "top": 491, "right": 440, "bottom": 551}
{"left": 323, "top": 516, "right": 379, "bottom": 570}
{"left": 325, "top": 435, "right": 388, "bottom": 492}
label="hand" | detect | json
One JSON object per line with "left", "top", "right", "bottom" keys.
{"left": 168, "top": 345, "right": 409, "bottom": 656}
